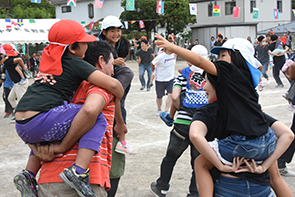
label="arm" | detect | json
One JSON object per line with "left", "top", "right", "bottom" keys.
{"left": 171, "top": 86, "right": 181, "bottom": 110}
{"left": 114, "top": 101, "right": 128, "bottom": 138}
{"left": 138, "top": 56, "right": 141, "bottom": 66}
{"left": 155, "top": 33, "right": 217, "bottom": 76}
{"left": 87, "top": 70, "right": 124, "bottom": 101}
{"left": 151, "top": 62, "right": 155, "bottom": 71}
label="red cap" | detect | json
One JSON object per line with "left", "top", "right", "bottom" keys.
{"left": 140, "top": 36, "right": 147, "bottom": 40}
{"left": 39, "top": 20, "right": 97, "bottom": 76}
{"left": 217, "top": 33, "right": 222, "bottom": 36}
{"left": 269, "top": 30, "right": 274, "bottom": 35}
{"left": 169, "top": 35, "right": 175, "bottom": 39}
{"left": 3, "top": 44, "right": 18, "bottom": 57}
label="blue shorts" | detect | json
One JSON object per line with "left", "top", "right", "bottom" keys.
{"left": 15, "top": 101, "right": 107, "bottom": 152}
{"left": 214, "top": 176, "right": 273, "bottom": 197}
{"left": 155, "top": 79, "right": 174, "bottom": 98}
{"left": 209, "top": 128, "right": 276, "bottom": 165}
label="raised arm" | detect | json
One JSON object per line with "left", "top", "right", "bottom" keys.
{"left": 155, "top": 33, "right": 217, "bottom": 76}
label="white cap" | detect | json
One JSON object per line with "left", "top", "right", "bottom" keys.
{"left": 101, "top": 15, "right": 123, "bottom": 30}
{"left": 189, "top": 45, "right": 208, "bottom": 73}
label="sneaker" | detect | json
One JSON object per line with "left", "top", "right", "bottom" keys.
{"left": 258, "top": 82, "right": 264, "bottom": 91}
{"left": 279, "top": 167, "right": 295, "bottom": 177}
{"left": 287, "top": 103, "right": 295, "bottom": 113}
{"left": 18, "top": 78, "right": 27, "bottom": 85}
{"left": 3, "top": 112, "right": 12, "bottom": 118}
{"left": 275, "top": 84, "right": 284, "bottom": 88}
{"left": 147, "top": 88, "right": 150, "bottom": 91}
{"left": 266, "top": 80, "right": 270, "bottom": 85}
{"left": 59, "top": 165, "right": 96, "bottom": 197}
{"left": 160, "top": 112, "right": 174, "bottom": 127}
{"left": 156, "top": 110, "right": 161, "bottom": 116}
{"left": 150, "top": 182, "right": 167, "bottom": 197}
{"left": 115, "top": 141, "right": 137, "bottom": 155}
{"left": 140, "top": 86, "right": 144, "bottom": 91}
{"left": 11, "top": 117, "right": 15, "bottom": 123}
{"left": 269, "top": 61, "right": 274, "bottom": 68}
{"left": 149, "top": 82, "right": 153, "bottom": 87}
{"left": 13, "top": 170, "right": 38, "bottom": 197}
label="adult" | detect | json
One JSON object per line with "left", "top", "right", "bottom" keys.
{"left": 184, "top": 39, "right": 191, "bottom": 49}
{"left": 268, "top": 34, "right": 288, "bottom": 87}
{"left": 151, "top": 44, "right": 176, "bottom": 115}
{"left": 136, "top": 39, "right": 155, "bottom": 91}
{"left": 194, "top": 39, "right": 199, "bottom": 45}
{"left": 129, "top": 38, "right": 136, "bottom": 61}
{"left": 29, "top": 53, "right": 39, "bottom": 77}
{"left": 247, "top": 36, "right": 252, "bottom": 43}
{"left": 255, "top": 35, "right": 270, "bottom": 84}
{"left": 210, "top": 36, "right": 215, "bottom": 49}
{"left": 36, "top": 41, "right": 126, "bottom": 197}
{"left": 213, "top": 34, "right": 225, "bottom": 46}
{"left": 2, "top": 44, "right": 28, "bottom": 122}
{"left": 286, "top": 30, "right": 292, "bottom": 49}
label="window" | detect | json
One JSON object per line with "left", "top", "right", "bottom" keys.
{"left": 208, "top": 2, "right": 213, "bottom": 17}
{"left": 88, "top": 3, "right": 94, "bottom": 19}
{"left": 250, "top": 0, "right": 256, "bottom": 13}
{"left": 277, "top": 0, "right": 282, "bottom": 13}
{"left": 61, "top": 6, "right": 71, "bottom": 13}
{"left": 225, "top": 1, "right": 236, "bottom": 15}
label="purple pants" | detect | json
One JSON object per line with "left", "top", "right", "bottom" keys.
{"left": 15, "top": 101, "right": 107, "bottom": 152}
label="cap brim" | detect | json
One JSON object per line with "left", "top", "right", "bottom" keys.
{"left": 210, "top": 46, "right": 232, "bottom": 55}
{"left": 78, "top": 34, "right": 97, "bottom": 42}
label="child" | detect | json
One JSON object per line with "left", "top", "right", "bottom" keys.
{"left": 149, "top": 48, "right": 164, "bottom": 88}
{"left": 98, "top": 15, "right": 136, "bottom": 156}
{"left": 160, "top": 44, "right": 208, "bottom": 127}
{"left": 155, "top": 35, "right": 294, "bottom": 196}
{"left": 268, "top": 35, "right": 289, "bottom": 68}
{"left": 13, "top": 20, "right": 124, "bottom": 197}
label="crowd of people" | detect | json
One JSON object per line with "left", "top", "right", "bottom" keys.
{"left": 0, "top": 16, "right": 295, "bottom": 197}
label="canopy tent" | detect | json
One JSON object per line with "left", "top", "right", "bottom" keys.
{"left": 0, "top": 19, "right": 60, "bottom": 45}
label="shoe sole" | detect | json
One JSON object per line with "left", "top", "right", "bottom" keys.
{"left": 159, "top": 115, "right": 173, "bottom": 127}
{"left": 13, "top": 174, "right": 37, "bottom": 197}
{"left": 59, "top": 172, "right": 90, "bottom": 197}
{"left": 150, "top": 186, "right": 166, "bottom": 197}
{"left": 115, "top": 147, "right": 128, "bottom": 155}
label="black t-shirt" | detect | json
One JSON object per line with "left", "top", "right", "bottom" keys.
{"left": 135, "top": 48, "right": 153, "bottom": 66}
{"left": 212, "top": 61, "right": 268, "bottom": 138}
{"left": 192, "top": 102, "right": 277, "bottom": 186}
{"left": 269, "top": 41, "right": 285, "bottom": 63}
{"left": 4, "top": 56, "right": 26, "bottom": 83}
{"left": 136, "top": 41, "right": 141, "bottom": 50}
{"left": 16, "top": 55, "right": 97, "bottom": 112}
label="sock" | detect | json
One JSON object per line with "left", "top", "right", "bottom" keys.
{"left": 27, "top": 170, "right": 36, "bottom": 178}
{"left": 121, "top": 141, "right": 127, "bottom": 146}
{"left": 74, "top": 164, "right": 86, "bottom": 175}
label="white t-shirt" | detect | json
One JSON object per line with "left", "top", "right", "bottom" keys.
{"left": 152, "top": 52, "right": 176, "bottom": 82}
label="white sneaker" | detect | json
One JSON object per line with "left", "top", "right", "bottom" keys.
{"left": 287, "top": 103, "right": 295, "bottom": 113}
{"left": 279, "top": 167, "right": 295, "bottom": 177}
{"left": 156, "top": 110, "right": 161, "bottom": 116}
{"left": 266, "top": 80, "right": 270, "bottom": 84}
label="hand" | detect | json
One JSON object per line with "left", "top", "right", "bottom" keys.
{"left": 29, "top": 143, "right": 63, "bottom": 162}
{"left": 114, "top": 122, "right": 128, "bottom": 138}
{"left": 114, "top": 58, "right": 126, "bottom": 66}
{"left": 154, "top": 33, "right": 174, "bottom": 51}
{"left": 235, "top": 159, "right": 267, "bottom": 174}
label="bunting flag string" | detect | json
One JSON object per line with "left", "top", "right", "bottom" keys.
{"left": 31, "top": 0, "right": 41, "bottom": 3}
{"left": 273, "top": 9, "right": 279, "bottom": 19}
{"left": 233, "top": 7, "right": 240, "bottom": 18}
{"left": 139, "top": 20, "right": 145, "bottom": 29}
{"left": 67, "top": 0, "right": 76, "bottom": 6}
{"left": 126, "top": 0, "right": 135, "bottom": 11}
{"left": 253, "top": 8, "right": 259, "bottom": 19}
{"left": 213, "top": 5, "right": 220, "bottom": 17}
{"left": 94, "top": 0, "right": 104, "bottom": 8}
{"left": 189, "top": 4, "right": 197, "bottom": 15}
{"left": 156, "top": 1, "right": 164, "bottom": 14}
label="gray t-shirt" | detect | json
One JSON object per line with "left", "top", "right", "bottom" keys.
{"left": 135, "top": 48, "right": 153, "bottom": 66}
{"left": 255, "top": 44, "right": 269, "bottom": 63}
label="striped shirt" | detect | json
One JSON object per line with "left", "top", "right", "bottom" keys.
{"left": 38, "top": 81, "right": 115, "bottom": 190}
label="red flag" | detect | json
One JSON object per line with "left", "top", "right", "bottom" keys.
{"left": 6, "top": 25, "right": 12, "bottom": 28}
{"left": 11, "top": 21, "right": 17, "bottom": 26}
{"left": 130, "top": 20, "right": 136, "bottom": 24}
{"left": 139, "top": 20, "right": 145, "bottom": 29}
{"left": 89, "top": 21, "right": 94, "bottom": 30}
{"left": 233, "top": 7, "right": 240, "bottom": 18}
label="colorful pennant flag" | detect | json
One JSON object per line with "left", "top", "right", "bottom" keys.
{"left": 98, "top": 22, "right": 102, "bottom": 30}
{"left": 31, "top": 0, "right": 41, "bottom": 3}
{"left": 156, "top": 1, "right": 164, "bottom": 14}
{"left": 5, "top": 19, "right": 11, "bottom": 23}
{"left": 124, "top": 21, "right": 128, "bottom": 29}
{"left": 81, "top": 21, "right": 85, "bottom": 26}
{"left": 130, "top": 20, "right": 136, "bottom": 24}
{"left": 189, "top": 4, "right": 197, "bottom": 15}
{"left": 273, "top": 9, "right": 279, "bottom": 19}
{"left": 139, "top": 20, "right": 145, "bottom": 29}
{"left": 89, "top": 21, "right": 94, "bottom": 30}
{"left": 126, "top": 0, "right": 135, "bottom": 11}
{"left": 67, "top": 0, "right": 76, "bottom": 6}
{"left": 11, "top": 20, "right": 17, "bottom": 26}
{"left": 253, "top": 8, "right": 259, "bottom": 19}
{"left": 94, "top": 0, "right": 104, "bottom": 8}
{"left": 233, "top": 7, "right": 240, "bottom": 18}
{"left": 17, "top": 19, "right": 24, "bottom": 27}
{"left": 293, "top": 9, "right": 295, "bottom": 17}
{"left": 213, "top": 5, "right": 220, "bottom": 17}
{"left": 29, "top": 19, "right": 36, "bottom": 23}
{"left": 6, "top": 25, "right": 12, "bottom": 29}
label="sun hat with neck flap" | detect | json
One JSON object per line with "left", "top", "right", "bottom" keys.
{"left": 210, "top": 37, "right": 261, "bottom": 87}
{"left": 39, "top": 20, "right": 97, "bottom": 76}
{"left": 3, "top": 44, "right": 18, "bottom": 57}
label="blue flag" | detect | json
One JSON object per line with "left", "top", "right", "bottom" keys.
{"left": 126, "top": 0, "right": 134, "bottom": 11}
{"left": 31, "top": 0, "right": 41, "bottom": 3}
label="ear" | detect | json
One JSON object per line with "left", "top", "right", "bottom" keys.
{"left": 68, "top": 44, "right": 76, "bottom": 55}
{"left": 102, "top": 30, "right": 107, "bottom": 36}
{"left": 96, "top": 55, "right": 104, "bottom": 70}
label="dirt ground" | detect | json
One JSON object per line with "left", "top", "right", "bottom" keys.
{"left": 1, "top": 60, "right": 294, "bottom": 197}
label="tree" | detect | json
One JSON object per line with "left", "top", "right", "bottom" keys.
{"left": 120, "top": 0, "right": 196, "bottom": 40}
{"left": 0, "top": 0, "right": 55, "bottom": 19}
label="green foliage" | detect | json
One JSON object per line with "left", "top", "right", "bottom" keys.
{"left": 120, "top": 0, "right": 196, "bottom": 40}
{"left": 0, "top": 0, "right": 55, "bottom": 19}
{"left": 293, "top": 0, "right": 295, "bottom": 9}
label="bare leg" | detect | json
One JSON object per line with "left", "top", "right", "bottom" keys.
{"left": 75, "top": 148, "right": 95, "bottom": 169}
{"left": 25, "top": 154, "right": 41, "bottom": 176}
{"left": 156, "top": 98, "right": 162, "bottom": 111}
{"left": 164, "top": 94, "right": 172, "bottom": 112}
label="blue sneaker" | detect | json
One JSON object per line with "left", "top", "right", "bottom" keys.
{"left": 160, "top": 112, "right": 174, "bottom": 127}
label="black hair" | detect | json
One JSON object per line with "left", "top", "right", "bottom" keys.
{"left": 218, "top": 35, "right": 223, "bottom": 39}
{"left": 257, "top": 36, "right": 264, "bottom": 42}
{"left": 83, "top": 41, "right": 115, "bottom": 67}
{"left": 100, "top": 26, "right": 122, "bottom": 40}
{"left": 141, "top": 39, "right": 148, "bottom": 44}
{"left": 187, "top": 43, "right": 198, "bottom": 51}
{"left": 271, "top": 35, "right": 278, "bottom": 41}
{"left": 204, "top": 71, "right": 217, "bottom": 90}
{"left": 117, "top": 36, "right": 130, "bottom": 58}
{"left": 64, "top": 42, "right": 80, "bottom": 55}
{"left": 227, "top": 49, "right": 249, "bottom": 72}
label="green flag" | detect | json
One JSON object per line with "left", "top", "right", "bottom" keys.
{"left": 126, "top": 0, "right": 134, "bottom": 11}
{"left": 98, "top": 22, "right": 102, "bottom": 30}
{"left": 29, "top": 19, "right": 36, "bottom": 23}
{"left": 253, "top": 8, "right": 259, "bottom": 19}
